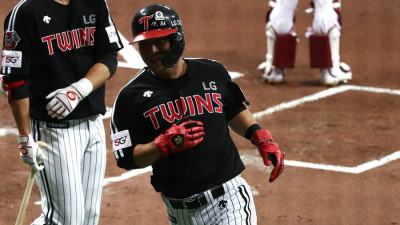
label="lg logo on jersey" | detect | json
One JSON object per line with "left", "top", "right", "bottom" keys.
{"left": 83, "top": 14, "right": 96, "bottom": 25}
{"left": 202, "top": 81, "right": 217, "bottom": 91}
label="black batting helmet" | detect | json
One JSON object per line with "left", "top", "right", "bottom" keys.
{"left": 131, "top": 4, "right": 185, "bottom": 67}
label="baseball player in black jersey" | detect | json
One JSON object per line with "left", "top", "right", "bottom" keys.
{"left": 1, "top": 0, "right": 123, "bottom": 224}
{"left": 110, "top": 4, "right": 284, "bottom": 225}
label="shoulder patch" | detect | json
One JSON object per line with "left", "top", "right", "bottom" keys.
{"left": 4, "top": 31, "right": 21, "bottom": 50}
{"left": 110, "top": 129, "right": 132, "bottom": 151}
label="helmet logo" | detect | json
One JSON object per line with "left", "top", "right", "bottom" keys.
{"left": 138, "top": 15, "right": 153, "bottom": 31}
{"left": 155, "top": 11, "right": 165, "bottom": 21}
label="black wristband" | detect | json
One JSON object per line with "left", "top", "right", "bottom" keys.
{"left": 245, "top": 123, "right": 262, "bottom": 140}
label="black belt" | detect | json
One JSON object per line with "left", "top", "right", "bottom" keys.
{"left": 169, "top": 185, "right": 225, "bottom": 211}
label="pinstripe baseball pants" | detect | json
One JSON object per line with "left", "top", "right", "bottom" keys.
{"left": 30, "top": 115, "right": 106, "bottom": 225}
{"left": 161, "top": 175, "right": 257, "bottom": 225}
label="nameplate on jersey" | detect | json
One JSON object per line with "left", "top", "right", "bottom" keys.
{"left": 47, "top": 121, "right": 69, "bottom": 129}
{"left": 1, "top": 50, "right": 22, "bottom": 68}
{"left": 111, "top": 130, "right": 132, "bottom": 151}
{"left": 105, "top": 26, "right": 118, "bottom": 44}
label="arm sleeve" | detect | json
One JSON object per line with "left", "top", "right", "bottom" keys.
{"left": 97, "top": 52, "right": 118, "bottom": 77}
{"left": 2, "top": 8, "right": 33, "bottom": 101}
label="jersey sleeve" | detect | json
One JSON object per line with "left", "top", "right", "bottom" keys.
{"left": 1, "top": 7, "right": 34, "bottom": 100}
{"left": 94, "top": 0, "right": 123, "bottom": 56}
{"left": 217, "top": 64, "right": 249, "bottom": 122}
{"left": 110, "top": 91, "right": 141, "bottom": 170}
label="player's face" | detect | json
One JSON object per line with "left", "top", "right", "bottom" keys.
{"left": 138, "top": 36, "right": 171, "bottom": 74}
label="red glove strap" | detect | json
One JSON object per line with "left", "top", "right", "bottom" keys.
{"left": 154, "top": 134, "right": 170, "bottom": 157}
{"left": 251, "top": 129, "right": 273, "bottom": 146}
{"left": 251, "top": 129, "right": 285, "bottom": 183}
{"left": 154, "top": 121, "right": 205, "bottom": 158}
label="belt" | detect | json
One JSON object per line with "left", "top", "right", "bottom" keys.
{"left": 169, "top": 185, "right": 225, "bottom": 211}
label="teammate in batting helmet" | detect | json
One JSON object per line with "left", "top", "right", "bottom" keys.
{"left": 130, "top": 4, "right": 185, "bottom": 67}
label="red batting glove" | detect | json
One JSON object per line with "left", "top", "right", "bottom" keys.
{"left": 155, "top": 120, "right": 205, "bottom": 157}
{"left": 251, "top": 129, "right": 284, "bottom": 183}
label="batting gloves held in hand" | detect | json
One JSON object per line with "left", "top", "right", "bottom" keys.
{"left": 251, "top": 129, "right": 284, "bottom": 183}
{"left": 46, "top": 78, "right": 93, "bottom": 119}
{"left": 155, "top": 120, "right": 205, "bottom": 157}
{"left": 18, "top": 134, "right": 45, "bottom": 172}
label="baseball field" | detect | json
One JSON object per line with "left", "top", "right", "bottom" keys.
{"left": 1, "top": 0, "right": 400, "bottom": 224}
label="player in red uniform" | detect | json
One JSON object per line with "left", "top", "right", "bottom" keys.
{"left": 110, "top": 4, "right": 284, "bottom": 224}
{"left": 1, "top": 0, "right": 123, "bottom": 224}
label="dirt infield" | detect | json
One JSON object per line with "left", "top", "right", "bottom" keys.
{"left": 1, "top": 0, "right": 400, "bottom": 224}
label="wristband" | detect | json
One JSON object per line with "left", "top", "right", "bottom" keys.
{"left": 245, "top": 123, "right": 262, "bottom": 140}
{"left": 17, "top": 133, "right": 33, "bottom": 145}
{"left": 71, "top": 78, "right": 93, "bottom": 100}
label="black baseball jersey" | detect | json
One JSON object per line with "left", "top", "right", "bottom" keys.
{"left": 110, "top": 58, "right": 249, "bottom": 198}
{"left": 1, "top": 0, "right": 123, "bottom": 121}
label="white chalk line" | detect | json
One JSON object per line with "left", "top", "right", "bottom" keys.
{"left": 285, "top": 150, "right": 400, "bottom": 174}
{"left": 254, "top": 85, "right": 400, "bottom": 120}
{"left": 33, "top": 149, "right": 400, "bottom": 204}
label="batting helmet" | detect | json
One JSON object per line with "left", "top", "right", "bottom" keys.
{"left": 131, "top": 4, "right": 185, "bottom": 67}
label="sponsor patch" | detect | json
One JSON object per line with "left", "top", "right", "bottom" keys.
{"left": 1, "top": 50, "right": 22, "bottom": 68}
{"left": 110, "top": 130, "right": 132, "bottom": 151}
{"left": 4, "top": 31, "right": 21, "bottom": 50}
{"left": 105, "top": 26, "right": 118, "bottom": 43}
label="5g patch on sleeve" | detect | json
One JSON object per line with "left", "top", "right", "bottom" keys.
{"left": 111, "top": 130, "right": 132, "bottom": 151}
{"left": 110, "top": 130, "right": 132, "bottom": 151}
{"left": 105, "top": 26, "right": 119, "bottom": 43}
{"left": 1, "top": 50, "right": 22, "bottom": 68}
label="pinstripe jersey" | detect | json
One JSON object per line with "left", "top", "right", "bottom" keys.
{"left": 2, "top": 0, "right": 122, "bottom": 224}
{"left": 1, "top": 0, "right": 123, "bottom": 121}
{"left": 110, "top": 58, "right": 248, "bottom": 198}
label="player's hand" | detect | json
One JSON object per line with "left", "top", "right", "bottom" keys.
{"left": 0, "top": 74, "right": 9, "bottom": 99}
{"left": 251, "top": 129, "right": 284, "bottom": 183}
{"left": 46, "top": 78, "right": 92, "bottom": 119}
{"left": 46, "top": 85, "right": 81, "bottom": 119}
{"left": 17, "top": 134, "right": 45, "bottom": 172}
{"left": 155, "top": 120, "right": 205, "bottom": 157}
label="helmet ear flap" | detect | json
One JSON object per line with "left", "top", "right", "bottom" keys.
{"left": 161, "top": 32, "right": 185, "bottom": 67}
